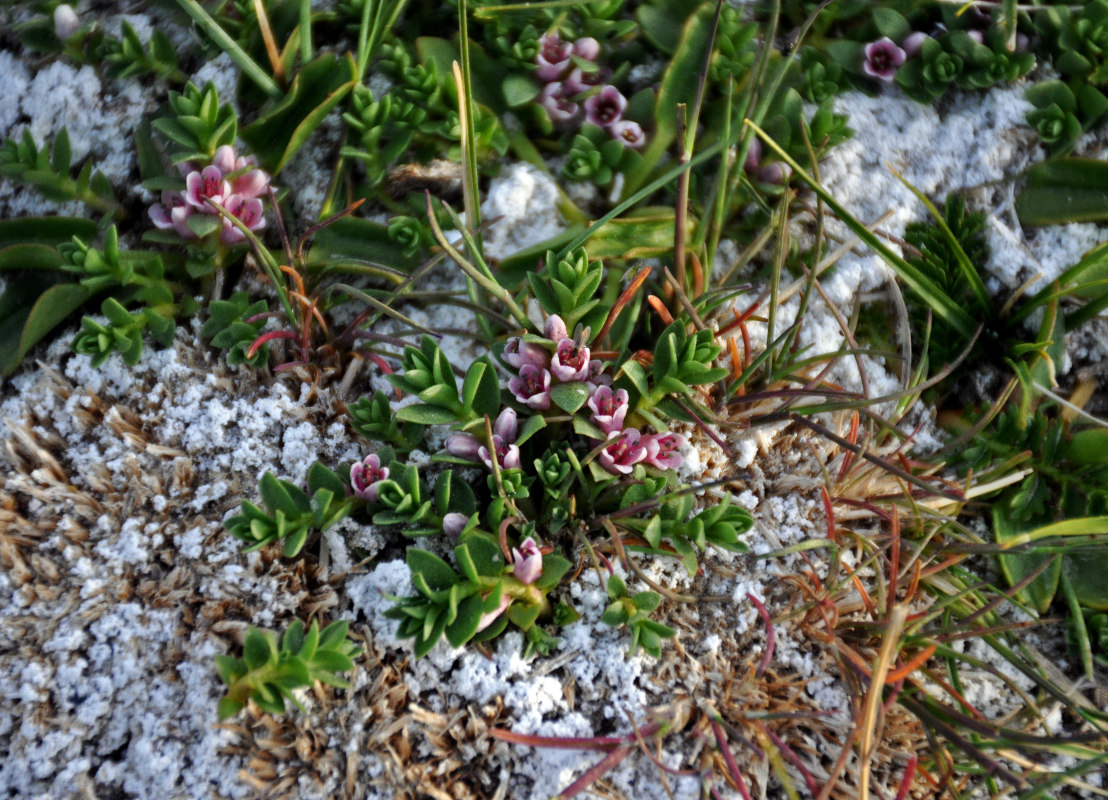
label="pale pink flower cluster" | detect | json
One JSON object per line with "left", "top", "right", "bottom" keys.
{"left": 534, "top": 33, "right": 645, "bottom": 150}
{"left": 503, "top": 314, "right": 607, "bottom": 412}
{"left": 504, "top": 314, "right": 685, "bottom": 475}
{"left": 149, "top": 145, "right": 270, "bottom": 244}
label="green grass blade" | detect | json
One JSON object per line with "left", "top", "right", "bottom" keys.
{"left": 745, "top": 120, "right": 979, "bottom": 340}
{"left": 173, "top": 0, "right": 281, "bottom": 97}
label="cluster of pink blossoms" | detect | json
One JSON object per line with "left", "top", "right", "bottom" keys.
{"left": 448, "top": 314, "right": 685, "bottom": 475}
{"left": 533, "top": 32, "right": 645, "bottom": 150}
{"left": 149, "top": 145, "right": 270, "bottom": 245}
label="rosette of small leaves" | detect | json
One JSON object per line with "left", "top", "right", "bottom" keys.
{"left": 379, "top": 41, "right": 414, "bottom": 77}
{"left": 341, "top": 86, "right": 422, "bottom": 186}
{"left": 527, "top": 246, "right": 606, "bottom": 335}
{"left": 96, "top": 20, "right": 184, "bottom": 83}
{"left": 370, "top": 464, "right": 477, "bottom": 536}
{"left": 620, "top": 321, "right": 728, "bottom": 426}
{"left": 202, "top": 291, "right": 270, "bottom": 367}
{"left": 486, "top": 22, "right": 540, "bottom": 64}
{"left": 536, "top": 446, "right": 573, "bottom": 497}
{"left": 0, "top": 128, "right": 118, "bottom": 215}
{"left": 387, "top": 536, "right": 572, "bottom": 657}
{"left": 225, "top": 464, "right": 353, "bottom": 557}
{"left": 1039, "top": 0, "right": 1108, "bottom": 83}
{"left": 438, "top": 108, "right": 509, "bottom": 161}
{"left": 801, "top": 50, "right": 844, "bottom": 104}
{"left": 710, "top": 6, "right": 757, "bottom": 84}
{"left": 400, "top": 61, "right": 449, "bottom": 117}
{"left": 945, "top": 30, "right": 1034, "bottom": 91}
{"left": 562, "top": 126, "right": 632, "bottom": 188}
{"left": 896, "top": 36, "right": 963, "bottom": 103}
{"left": 347, "top": 390, "right": 424, "bottom": 452}
{"left": 387, "top": 336, "right": 500, "bottom": 424}
{"left": 215, "top": 620, "right": 360, "bottom": 720}
{"left": 59, "top": 225, "right": 154, "bottom": 293}
{"left": 72, "top": 296, "right": 175, "bottom": 368}
{"left": 620, "top": 490, "right": 753, "bottom": 575}
{"left": 1024, "top": 80, "right": 1108, "bottom": 157}
{"left": 535, "top": 448, "right": 574, "bottom": 531}
{"left": 600, "top": 575, "right": 675, "bottom": 658}
{"left": 388, "top": 215, "right": 430, "bottom": 258}
{"left": 489, "top": 467, "right": 533, "bottom": 501}
{"left": 152, "top": 81, "right": 237, "bottom": 164}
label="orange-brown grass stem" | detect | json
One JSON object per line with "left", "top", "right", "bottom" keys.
{"left": 647, "top": 294, "right": 675, "bottom": 326}
{"left": 594, "top": 266, "right": 652, "bottom": 346}
{"left": 859, "top": 604, "right": 908, "bottom": 800}
{"left": 251, "top": 0, "right": 284, "bottom": 84}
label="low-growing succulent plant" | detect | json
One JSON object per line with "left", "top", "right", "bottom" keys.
{"left": 215, "top": 620, "right": 361, "bottom": 719}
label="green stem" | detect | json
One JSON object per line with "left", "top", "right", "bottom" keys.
{"left": 299, "top": 0, "right": 313, "bottom": 64}
{"left": 173, "top": 0, "right": 282, "bottom": 98}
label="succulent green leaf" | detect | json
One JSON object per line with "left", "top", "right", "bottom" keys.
{"left": 407, "top": 549, "right": 459, "bottom": 592}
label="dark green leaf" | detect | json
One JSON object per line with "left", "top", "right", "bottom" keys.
{"left": 1017, "top": 158, "right": 1108, "bottom": 225}
{"left": 241, "top": 53, "right": 358, "bottom": 174}
{"left": 407, "top": 549, "right": 458, "bottom": 591}
{"left": 396, "top": 404, "right": 462, "bottom": 425}
{"left": 0, "top": 279, "right": 91, "bottom": 376}
{"left": 550, "top": 381, "right": 589, "bottom": 414}
{"left": 445, "top": 593, "right": 484, "bottom": 647}
{"left": 244, "top": 627, "right": 276, "bottom": 670}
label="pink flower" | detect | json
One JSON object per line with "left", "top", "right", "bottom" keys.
{"left": 184, "top": 165, "right": 232, "bottom": 211}
{"left": 535, "top": 32, "right": 573, "bottom": 81}
{"left": 544, "top": 315, "right": 568, "bottom": 342}
{"left": 219, "top": 194, "right": 265, "bottom": 244}
{"left": 744, "top": 138, "right": 762, "bottom": 173}
{"left": 585, "top": 85, "right": 626, "bottom": 129}
{"left": 863, "top": 37, "right": 906, "bottom": 82}
{"left": 478, "top": 408, "right": 521, "bottom": 470}
{"left": 642, "top": 432, "right": 686, "bottom": 470}
{"left": 573, "top": 37, "right": 600, "bottom": 61}
{"left": 54, "top": 4, "right": 79, "bottom": 40}
{"left": 149, "top": 190, "right": 196, "bottom": 239}
{"left": 504, "top": 337, "right": 551, "bottom": 370}
{"left": 475, "top": 591, "right": 512, "bottom": 633}
{"left": 584, "top": 359, "right": 611, "bottom": 392}
{"left": 901, "top": 32, "right": 928, "bottom": 59}
{"left": 609, "top": 119, "right": 646, "bottom": 149}
{"left": 755, "top": 162, "right": 791, "bottom": 185}
{"left": 511, "top": 537, "right": 543, "bottom": 585}
{"left": 539, "top": 82, "right": 580, "bottom": 125}
{"left": 598, "top": 428, "right": 647, "bottom": 475}
{"left": 446, "top": 432, "right": 482, "bottom": 461}
{"left": 443, "top": 512, "right": 469, "bottom": 537}
{"left": 587, "top": 386, "right": 629, "bottom": 434}
{"left": 212, "top": 145, "right": 270, "bottom": 199}
{"left": 551, "top": 339, "right": 590, "bottom": 382}
{"left": 508, "top": 365, "right": 552, "bottom": 410}
{"left": 351, "top": 453, "right": 389, "bottom": 501}
{"left": 564, "top": 65, "right": 610, "bottom": 96}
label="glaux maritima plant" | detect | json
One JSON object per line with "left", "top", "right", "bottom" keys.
{"left": 224, "top": 244, "right": 753, "bottom": 659}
